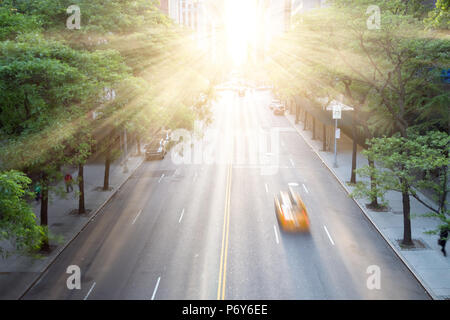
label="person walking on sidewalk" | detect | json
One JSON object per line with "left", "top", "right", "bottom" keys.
{"left": 64, "top": 173, "right": 73, "bottom": 193}
{"left": 438, "top": 226, "right": 449, "bottom": 257}
{"left": 34, "top": 183, "right": 41, "bottom": 202}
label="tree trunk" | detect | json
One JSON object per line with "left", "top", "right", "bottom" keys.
{"left": 322, "top": 123, "right": 327, "bottom": 151}
{"left": 103, "top": 149, "right": 111, "bottom": 191}
{"left": 350, "top": 112, "right": 357, "bottom": 184}
{"left": 295, "top": 105, "right": 299, "bottom": 124}
{"left": 137, "top": 137, "right": 141, "bottom": 156}
{"left": 40, "top": 172, "right": 50, "bottom": 251}
{"left": 312, "top": 117, "right": 316, "bottom": 140}
{"left": 368, "top": 157, "right": 379, "bottom": 207}
{"left": 78, "top": 164, "right": 85, "bottom": 214}
{"left": 401, "top": 180, "right": 413, "bottom": 246}
{"left": 303, "top": 111, "right": 307, "bottom": 130}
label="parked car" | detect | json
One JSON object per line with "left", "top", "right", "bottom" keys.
{"left": 273, "top": 105, "right": 285, "bottom": 115}
{"left": 269, "top": 99, "right": 282, "bottom": 110}
{"left": 145, "top": 140, "right": 166, "bottom": 160}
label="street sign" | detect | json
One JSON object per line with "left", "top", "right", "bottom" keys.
{"left": 332, "top": 105, "right": 342, "bottom": 119}
{"left": 323, "top": 99, "right": 354, "bottom": 168}
{"left": 325, "top": 100, "right": 354, "bottom": 112}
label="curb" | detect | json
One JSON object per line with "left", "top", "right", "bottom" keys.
{"left": 285, "top": 114, "right": 436, "bottom": 300}
{"left": 18, "top": 157, "right": 145, "bottom": 300}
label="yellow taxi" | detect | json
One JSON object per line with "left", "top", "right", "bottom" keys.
{"left": 274, "top": 187, "right": 310, "bottom": 232}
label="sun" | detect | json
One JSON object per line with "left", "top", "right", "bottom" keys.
{"left": 224, "top": 0, "right": 259, "bottom": 66}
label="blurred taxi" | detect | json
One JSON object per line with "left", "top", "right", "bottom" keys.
{"left": 274, "top": 187, "right": 310, "bottom": 232}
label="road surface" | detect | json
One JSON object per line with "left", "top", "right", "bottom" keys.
{"left": 23, "top": 89, "right": 429, "bottom": 300}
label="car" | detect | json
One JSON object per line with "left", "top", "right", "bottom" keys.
{"left": 238, "top": 87, "right": 246, "bottom": 97}
{"left": 145, "top": 140, "right": 167, "bottom": 160}
{"left": 269, "top": 99, "right": 282, "bottom": 110}
{"left": 274, "top": 187, "right": 310, "bottom": 232}
{"left": 273, "top": 105, "right": 285, "bottom": 115}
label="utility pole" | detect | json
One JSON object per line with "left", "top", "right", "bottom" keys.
{"left": 333, "top": 119, "right": 338, "bottom": 167}
{"left": 332, "top": 104, "right": 342, "bottom": 168}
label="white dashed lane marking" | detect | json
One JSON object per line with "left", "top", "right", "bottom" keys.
{"left": 84, "top": 282, "right": 96, "bottom": 300}
{"left": 323, "top": 225, "right": 335, "bottom": 246}
{"left": 132, "top": 209, "right": 142, "bottom": 225}
{"left": 273, "top": 225, "right": 280, "bottom": 244}
{"left": 178, "top": 208, "right": 185, "bottom": 223}
{"left": 302, "top": 183, "right": 309, "bottom": 194}
{"left": 151, "top": 277, "right": 161, "bottom": 300}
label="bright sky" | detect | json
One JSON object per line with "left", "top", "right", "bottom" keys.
{"left": 224, "top": 0, "right": 260, "bottom": 66}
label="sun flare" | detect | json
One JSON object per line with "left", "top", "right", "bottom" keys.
{"left": 224, "top": 0, "right": 259, "bottom": 66}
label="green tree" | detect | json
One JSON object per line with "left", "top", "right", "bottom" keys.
{"left": 0, "top": 34, "right": 129, "bottom": 250}
{"left": 425, "top": 0, "right": 450, "bottom": 30}
{"left": 353, "top": 130, "right": 449, "bottom": 246}
{"left": 0, "top": 6, "right": 41, "bottom": 40}
{"left": 0, "top": 170, "right": 45, "bottom": 257}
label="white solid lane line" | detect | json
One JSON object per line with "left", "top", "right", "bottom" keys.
{"left": 151, "top": 277, "right": 161, "bottom": 300}
{"left": 178, "top": 208, "right": 185, "bottom": 223}
{"left": 290, "top": 158, "right": 295, "bottom": 167}
{"left": 193, "top": 172, "right": 198, "bottom": 182}
{"left": 132, "top": 209, "right": 143, "bottom": 225}
{"left": 302, "top": 183, "right": 309, "bottom": 194}
{"left": 158, "top": 173, "right": 165, "bottom": 183}
{"left": 323, "top": 226, "right": 335, "bottom": 246}
{"left": 84, "top": 282, "right": 96, "bottom": 300}
{"left": 265, "top": 183, "right": 269, "bottom": 193}
{"left": 273, "top": 225, "right": 280, "bottom": 244}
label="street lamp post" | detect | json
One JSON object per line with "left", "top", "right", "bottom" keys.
{"left": 333, "top": 118, "right": 338, "bottom": 167}
{"left": 326, "top": 100, "right": 353, "bottom": 168}
{"left": 330, "top": 101, "right": 342, "bottom": 168}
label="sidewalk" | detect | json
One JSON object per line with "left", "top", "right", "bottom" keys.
{"left": 0, "top": 152, "right": 144, "bottom": 299}
{"left": 285, "top": 113, "right": 450, "bottom": 300}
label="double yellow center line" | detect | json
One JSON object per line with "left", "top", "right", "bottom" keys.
{"left": 217, "top": 162, "right": 232, "bottom": 300}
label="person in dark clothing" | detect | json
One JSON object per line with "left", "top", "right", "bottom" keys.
{"left": 34, "top": 184, "right": 41, "bottom": 202}
{"left": 438, "top": 226, "right": 449, "bottom": 257}
{"left": 64, "top": 173, "right": 73, "bottom": 193}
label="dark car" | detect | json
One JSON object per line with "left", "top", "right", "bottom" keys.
{"left": 145, "top": 140, "right": 166, "bottom": 160}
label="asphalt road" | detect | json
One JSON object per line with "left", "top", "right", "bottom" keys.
{"left": 23, "top": 89, "right": 429, "bottom": 300}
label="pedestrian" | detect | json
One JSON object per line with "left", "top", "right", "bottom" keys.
{"left": 34, "top": 184, "right": 41, "bottom": 202}
{"left": 438, "top": 226, "right": 449, "bottom": 257}
{"left": 64, "top": 173, "right": 73, "bottom": 193}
